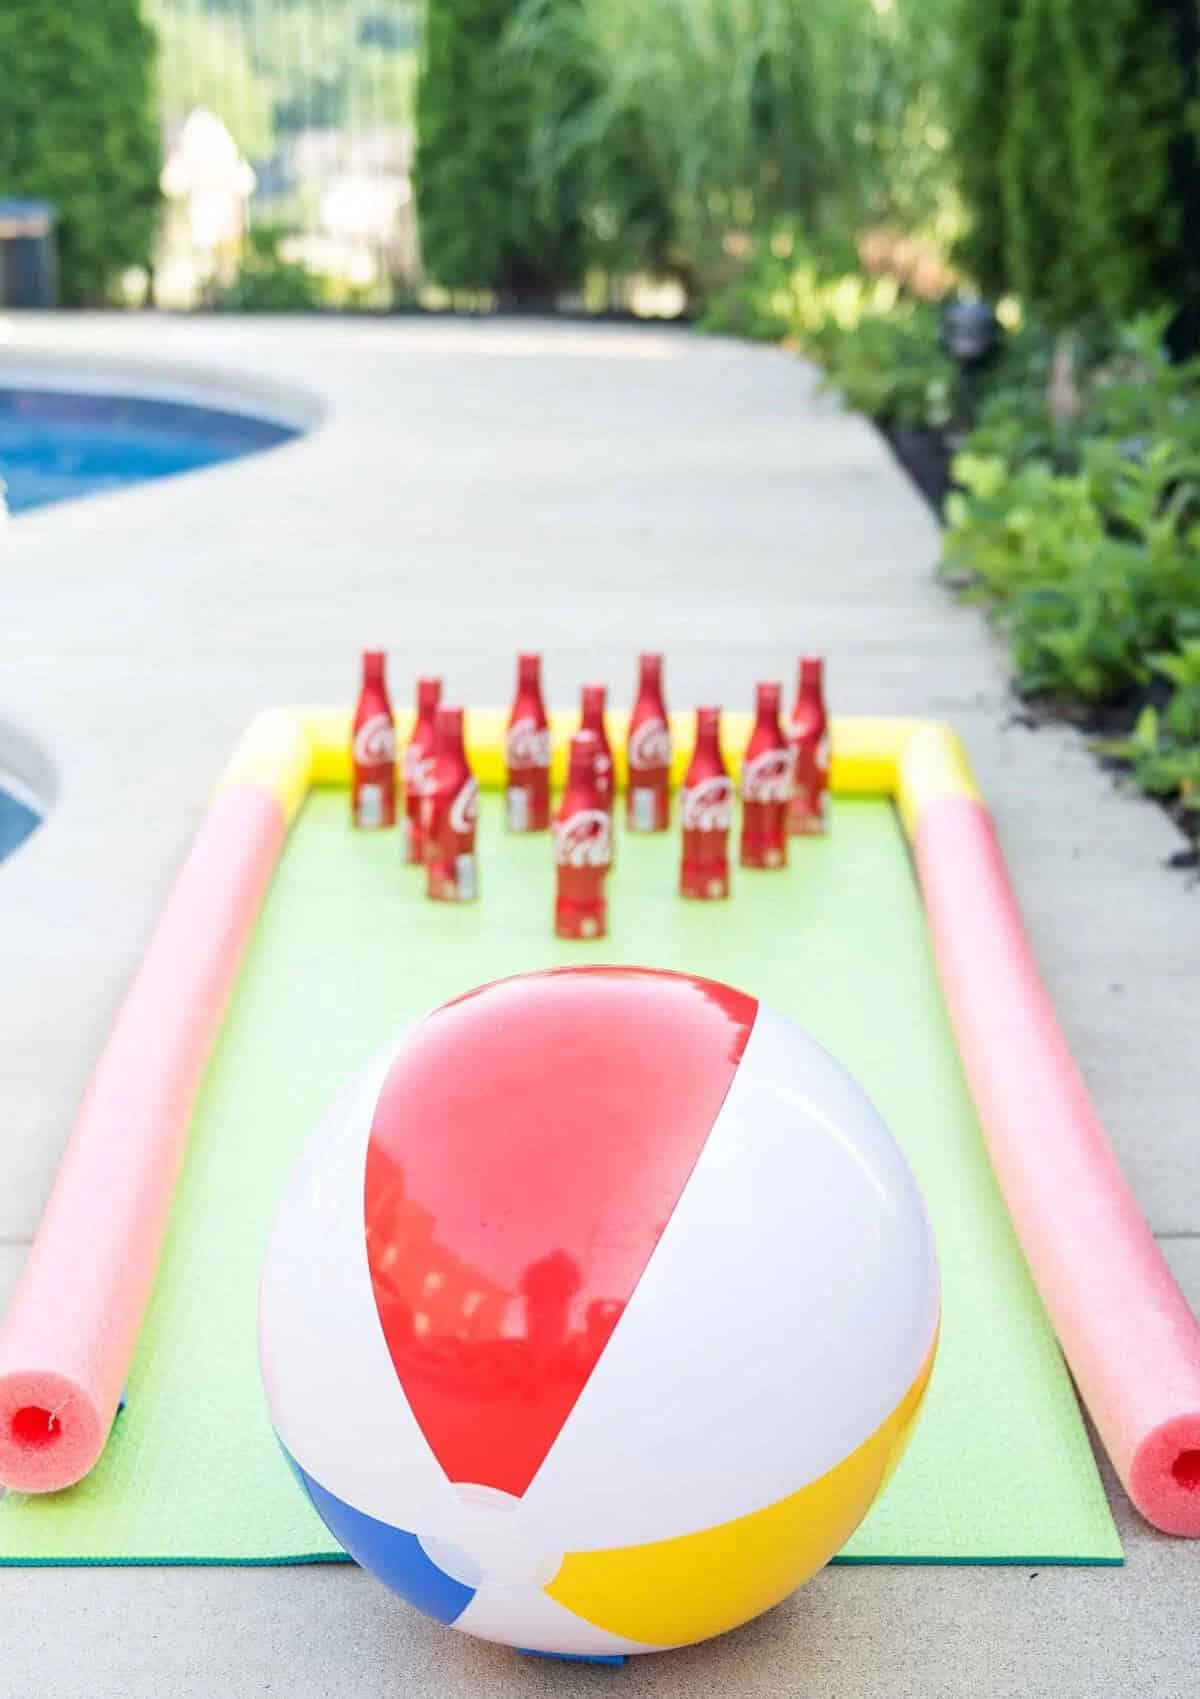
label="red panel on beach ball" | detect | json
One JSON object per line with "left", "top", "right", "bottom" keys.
{"left": 363, "top": 967, "right": 756, "bottom": 1498}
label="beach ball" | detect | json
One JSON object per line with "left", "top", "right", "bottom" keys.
{"left": 259, "top": 967, "right": 939, "bottom": 1657}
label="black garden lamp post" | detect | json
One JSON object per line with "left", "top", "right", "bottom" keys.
{"left": 941, "top": 299, "right": 1002, "bottom": 433}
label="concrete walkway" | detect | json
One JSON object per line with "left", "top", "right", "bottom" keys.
{"left": 1, "top": 314, "right": 1197, "bottom": 1698}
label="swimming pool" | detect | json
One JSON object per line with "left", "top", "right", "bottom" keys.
{"left": 0, "top": 380, "right": 301, "bottom": 854}
{"left": 0, "top": 386, "right": 299, "bottom": 515}
{"left": 0, "top": 768, "right": 41, "bottom": 862}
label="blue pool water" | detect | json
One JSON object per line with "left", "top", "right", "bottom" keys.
{"left": 0, "top": 788, "right": 39, "bottom": 860}
{"left": 0, "top": 386, "right": 298, "bottom": 514}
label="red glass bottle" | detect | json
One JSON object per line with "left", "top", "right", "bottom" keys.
{"left": 402, "top": 675, "right": 441, "bottom": 864}
{"left": 554, "top": 730, "right": 611, "bottom": 939}
{"left": 680, "top": 707, "right": 733, "bottom": 899}
{"left": 426, "top": 706, "right": 479, "bottom": 902}
{"left": 505, "top": 652, "right": 551, "bottom": 833}
{"left": 350, "top": 650, "right": 396, "bottom": 830}
{"left": 579, "top": 683, "right": 614, "bottom": 816}
{"left": 789, "top": 656, "right": 830, "bottom": 835}
{"left": 626, "top": 652, "right": 671, "bottom": 832}
{"left": 740, "top": 682, "right": 792, "bottom": 870}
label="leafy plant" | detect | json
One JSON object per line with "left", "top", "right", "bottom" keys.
{"left": 1151, "top": 643, "right": 1200, "bottom": 743}
{"left": 0, "top": 0, "right": 160, "bottom": 304}
{"left": 1096, "top": 704, "right": 1200, "bottom": 810}
{"left": 213, "top": 226, "right": 327, "bottom": 312}
{"left": 815, "top": 308, "right": 956, "bottom": 430}
{"left": 945, "top": 391, "right": 1200, "bottom": 715}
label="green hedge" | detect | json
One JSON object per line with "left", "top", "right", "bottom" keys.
{"left": 953, "top": 0, "right": 1186, "bottom": 328}
{"left": 0, "top": 1, "right": 160, "bottom": 305}
{"left": 414, "top": 0, "right": 588, "bottom": 300}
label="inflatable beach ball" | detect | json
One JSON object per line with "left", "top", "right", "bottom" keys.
{"left": 259, "top": 967, "right": 939, "bottom": 1657}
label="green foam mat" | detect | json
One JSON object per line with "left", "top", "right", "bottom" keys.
{"left": 0, "top": 791, "right": 1122, "bottom": 1565}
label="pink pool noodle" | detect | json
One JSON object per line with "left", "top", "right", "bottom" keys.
{"left": 0, "top": 785, "right": 287, "bottom": 1493}
{"left": 915, "top": 795, "right": 1200, "bottom": 1535}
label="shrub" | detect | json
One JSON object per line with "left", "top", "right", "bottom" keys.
{"left": 954, "top": 0, "right": 1187, "bottom": 324}
{"left": 510, "top": 0, "right": 676, "bottom": 284}
{"left": 815, "top": 308, "right": 956, "bottom": 430}
{"left": 414, "top": 0, "right": 589, "bottom": 300}
{"left": 212, "top": 227, "right": 327, "bottom": 313}
{"left": 1001, "top": 0, "right": 1088, "bottom": 325}
{"left": 1097, "top": 655, "right": 1200, "bottom": 810}
{"left": 0, "top": 0, "right": 160, "bottom": 304}
{"left": 945, "top": 0, "right": 1023, "bottom": 297}
{"left": 509, "top": 0, "right": 949, "bottom": 308}
{"left": 1058, "top": 0, "right": 1183, "bottom": 326}
{"left": 945, "top": 339, "right": 1200, "bottom": 708}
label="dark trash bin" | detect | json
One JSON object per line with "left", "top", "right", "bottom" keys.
{"left": 0, "top": 200, "right": 59, "bottom": 308}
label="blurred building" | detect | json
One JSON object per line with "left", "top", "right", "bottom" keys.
{"left": 151, "top": 0, "right": 419, "bottom": 305}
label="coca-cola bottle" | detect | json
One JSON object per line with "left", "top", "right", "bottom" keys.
{"left": 506, "top": 652, "right": 551, "bottom": 832}
{"left": 579, "top": 683, "right": 614, "bottom": 815}
{"left": 789, "top": 656, "right": 830, "bottom": 835}
{"left": 680, "top": 707, "right": 733, "bottom": 899}
{"left": 426, "top": 706, "right": 479, "bottom": 902}
{"left": 554, "top": 730, "right": 611, "bottom": 939}
{"left": 740, "top": 682, "right": 792, "bottom": 870}
{"left": 626, "top": 652, "right": 671, "bottom": 832}
{"left": 402, "top": 675, "right": 441, "bottom": 864}
{"left": 350, "top": 650, "right": 396, "bottom": 830}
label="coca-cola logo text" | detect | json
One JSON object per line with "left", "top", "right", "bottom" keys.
{"left": 448, "top": 778, "right": 480, "bottom": 836}
{"left": 506, "top": 717, "right": 551, "bottom": 769}
{"left": 354, "top": 713, "right": 396, "bottom": 768}
{"left": 742, "top": 747, "right": 793, "bottom": 803}
{"left": 792, "top": 730, "right": 831, "bottom": 777}
{"left": 554, "top": 809, "right": 611, "bottom": 868}
{"left": 628, "top": 717, "right": 670, "bottom": 771}
{"left": 403, "top": 744, "right": 435, "bottom": 795}
{"left": 681, "top": 775, "right": 733, "bottom": 832}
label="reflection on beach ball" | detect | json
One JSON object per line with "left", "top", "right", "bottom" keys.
{"left": 259, "top": 967, "right": 939, "bottom": 1657}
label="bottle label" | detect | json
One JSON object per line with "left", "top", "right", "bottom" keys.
{"left": 354, "top": 713, "right": 395, "bottom": 767}
{"left": 742, "top": 747, "right": 793, "bottom": 804}
{"left": 403, "top": 744, "right": 434, "bottom": 797}
{"left": 630, "top": 787, "right": 657, "bottom": 832}
{"left": 790, "top": 731, "right": 831, "bottom": 828}
{"left": 555, "top": 809, "right": 611, "bottom": 868}
{"left": 507, "top": 787, "right": 530, "bottom": 833}
{"left": 629, "top": 718, "right": 670, "bottom": 771}
{"left": 681, "top": 775, "right": 733, "bottom": 832}
{"left": 356, "top": 784, "right": 384, "bottom": 829}
{"left": 455, "top": 854, "right": 477, "bottom": 900}
{"left": 449, "top": 778, "right": 480, "bottom": 836}
{"left": 506, "top": 717, "right": 551, "bottom": 769}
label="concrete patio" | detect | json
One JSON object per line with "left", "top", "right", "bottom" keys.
{"left": 1, "top": 312, "right": 1197, "bottom": 1697}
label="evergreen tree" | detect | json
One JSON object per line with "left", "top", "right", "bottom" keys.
{"left": 1059, "top": 0, "right": 1182, "bottom": 324}
{"left": 0, "top": 0, "right": 160, "bottom": 304}
{"left": 1000, "top": 0, "right": 1090, "bottom": 325}
{"left": 414, "top": 0, "right": 587, "bottom": 301}
{"left": 946, "top": 0, "right": 1025, "bottom": 298}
